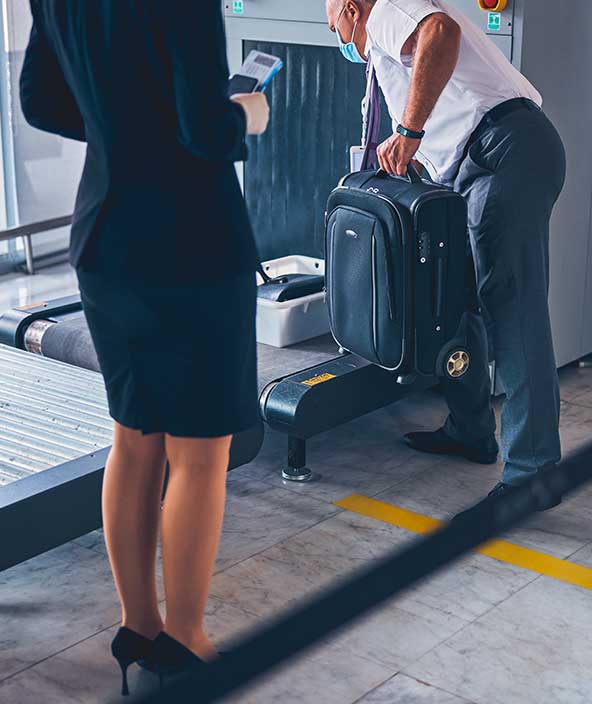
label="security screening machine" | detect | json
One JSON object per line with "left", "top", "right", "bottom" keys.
{"left": 224, "top": 0, "right": 592, "bottom": 372}
{"left": 2, "top": 0, "right": 590, "bottom": 569}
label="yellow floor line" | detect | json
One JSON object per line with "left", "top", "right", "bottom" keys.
{"left": 336, "top": 494, "right": 592, "bottom": 591}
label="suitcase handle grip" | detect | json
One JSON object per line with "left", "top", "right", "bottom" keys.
{"left": 376, "top": 164, "right": 423, "bottom": 184}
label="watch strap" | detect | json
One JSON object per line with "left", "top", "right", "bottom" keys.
{"left": 396, "top": 124, "right": 425, "bottom": 140}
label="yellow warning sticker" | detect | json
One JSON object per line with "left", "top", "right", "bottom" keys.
{"left": 301, "top": 373, "right": 337, "bottom": 387}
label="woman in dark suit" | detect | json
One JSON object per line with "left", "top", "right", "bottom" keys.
{"left": 20, "top": 0, "right": 269, "bottom": 694}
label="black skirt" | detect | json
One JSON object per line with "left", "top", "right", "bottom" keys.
{"left": 77, "top": 269, "right": 259, "bottom": 438}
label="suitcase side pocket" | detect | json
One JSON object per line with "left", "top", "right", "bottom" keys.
{"left": 326, "top": 207, "right": 380, "bottom": 364}
{"left": 326, "top": 203, "right": 405, "bottom": 369}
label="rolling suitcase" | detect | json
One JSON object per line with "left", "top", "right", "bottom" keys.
{"left": 325, "top": 166, "right": 472, "bottom": 382}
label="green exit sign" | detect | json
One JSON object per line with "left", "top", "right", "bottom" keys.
{"left": 488, "top": 12, "right": 502, "bottom": 31}
{"left": 233, "top": 0, "right": 244, "bottom": 14}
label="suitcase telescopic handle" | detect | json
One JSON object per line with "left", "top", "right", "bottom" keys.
{"left": 375, "top": 164, "right": 423, "bottom": 184}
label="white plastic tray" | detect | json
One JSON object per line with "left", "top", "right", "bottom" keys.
{"left": 256, "top": 255, "right": 329, "bottom": 348}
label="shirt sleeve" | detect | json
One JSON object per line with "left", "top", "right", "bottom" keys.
{"left": 368, "top": 0, "right": 441, "bottom": 65}
{"left": 19, "top": 1, "right": 86, "bottom": 142}
{"left": 158, "top": 0, "right": 248, "bottom": 163}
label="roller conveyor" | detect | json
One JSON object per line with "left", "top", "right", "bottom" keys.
{"left": 1, "top": 295, "right": 435, "bottom": 480}
{"left": 0, "top": 323, "right": 265, "bottom": 570}
{"left": 0, "top": 344, "right": 112, "bottom": 570}
{"left": 0, "top": 344, "right": 110, "bottom": 486}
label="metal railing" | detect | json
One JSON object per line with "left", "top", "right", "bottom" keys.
{"left": 0, "top": 215, "right": 73, "bottom": 274}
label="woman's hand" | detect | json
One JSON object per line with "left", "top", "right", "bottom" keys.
{"left": 231, "top": 93, "right": 270, "bottom": 136}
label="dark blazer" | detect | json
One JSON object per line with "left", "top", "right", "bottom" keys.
{"left": 20, "top": 0, "right": 258, "bottom": 282}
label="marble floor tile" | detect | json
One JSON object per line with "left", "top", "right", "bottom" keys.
{"left": 368, "top": 387, "right": 450, "bottom": 433}
{"left": 496, "top": 516, "right": 590, "bottom": 560}
{"left": 375, "top": 453, "right": 592, "bottom": 573}
{"left": 0, "top": 628, "right": 155, "bottom": 704}
{"left": 0, "top": 596, "right": 257, "bottom": 704}
{"left": 217, "top": 473, "right": 341, "bottom": 572}
{"left": 558, "top": 400, "right": 592, "bottom": 455}
{"left": 211, "top": 510, "right": 437, "bottom": 620}
{"left": 557, "top": 364, "right": 592, "bottom": 406}
{"left": 505, "top": 492, "right": 592, "bottom": 556}
{"left": 406, "top": 576, "right": 592, "bottom": 704}
{"left": 375, "top": 457, "right": 503, "bottom": 521}
{"left": 373, "top": 442, "right": 592, "bottom": 560}
{"left": 0, "top": 543, "right": 124, "bottom": 681}
{"left": 357, "top": 673, "right": 474, "bottom": 703}
{"left": 396, "top": 550, "right": 538, "bottom": 626}
{"left": 221, "top": 636, "right": 394, "bottom": 704}
{"left": 568, "top": 391, "right": 592, "bottom": 410}
{"left": 73, "top": 474, "right": 340, "bottom": 575}
{"left": 211, "top": 509, "right": 530, "bottom": 666}
{"left": 248, "top": 410, "right": 447, "bottom": 505}
{"left": 565, "top": 542, "right": 592, "bottom": 569}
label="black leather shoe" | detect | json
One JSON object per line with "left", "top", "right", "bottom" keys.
{"left": 149, "top": 632, "right": 208, "bottom": 689}
{"left": 111, "top": 627, "right": 155, "bottom": 696}
{"left": 488, "top": 481, "right": 562, "bottom": 511}
{"left": 404, "top": 428, "right": 498, "bottom": 465}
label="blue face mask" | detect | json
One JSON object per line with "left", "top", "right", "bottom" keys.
{"left": 336, "top": 8, "right": 367, "bottom": 64}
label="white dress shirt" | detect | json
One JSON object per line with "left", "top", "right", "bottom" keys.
{"left": 365, "top": 0, "right": 542, "bottom": 184}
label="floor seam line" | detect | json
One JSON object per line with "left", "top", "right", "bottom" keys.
{"left": 212, "top": 509, "right": 346, "bottom": 577}
{"left": 403, "top": 573, "right": 545, "bottom": 682}
{"left": 349, "top": 670, "right": 402, "bottom": 704}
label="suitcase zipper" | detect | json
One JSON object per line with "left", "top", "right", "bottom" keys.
{"left": 372, "top": 235, "right": 378, "bottom": 358}
{"left": 364, "top": 193, "right": 404, "bottom": 321}
{"left": 363, "top": 192, "right": 411, "bottom": 372}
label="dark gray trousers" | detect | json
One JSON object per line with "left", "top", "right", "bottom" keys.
{"left": 443, "top": 106, "right": 567, "bottom": 485}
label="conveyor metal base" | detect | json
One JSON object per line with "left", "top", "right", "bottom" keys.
{"left": 0, "top": 343, "right": 263, "bottom": 570}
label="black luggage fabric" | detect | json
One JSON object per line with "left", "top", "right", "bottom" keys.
{"left": 325, "top": 168, "right": 468, "bottom": 378}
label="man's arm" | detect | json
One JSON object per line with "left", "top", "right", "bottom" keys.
{"left": 401, "top": 13, "right": 462, "bottom": 133}
{"left": 160, "top": 0, "right": 249, "bottom": 162}
{"left": 377, "top": 12, "right": 461, "bottom": 176}
{"left": 19, "top": 3, "right": 86, "bottom": 142}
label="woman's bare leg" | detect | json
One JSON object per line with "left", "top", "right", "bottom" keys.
{"left": 161, "top": 434, "right": 232, "bottom": 661}
{"left": 102, "top": 422, "right": 167, "bottom": 639}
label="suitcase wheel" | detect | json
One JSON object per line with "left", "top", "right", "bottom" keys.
{"left": 437, "top": 345, "right": 471, "bottom": 380}
{"left": 445, "top": 349, "right": 470, "bottom": 379}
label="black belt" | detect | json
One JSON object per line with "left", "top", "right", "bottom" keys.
{"left": 465, "top": 97, "right": 541, "bottom": 154}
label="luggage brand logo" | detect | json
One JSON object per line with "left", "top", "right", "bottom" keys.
{"left": 367, "top": 187, "right": 380, "bottom": 193}
{"left": 345, "top": 229, "right": 359, "bottom": 239}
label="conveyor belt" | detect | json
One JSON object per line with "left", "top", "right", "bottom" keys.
{"left": 0, "top": 313, "right": 338, "bottom": 487}
{"left": 0, "top": 344, "right": 111, "bottom": 487}
{"left": 32, "top": 310, "right": 341, "bottom": 392}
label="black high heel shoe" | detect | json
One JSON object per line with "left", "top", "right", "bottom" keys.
{"left": 111, "top": 627, "right": 155, "bottom": 696}
{"left": 150, "top": 632, "right": 208, "bottom": 689}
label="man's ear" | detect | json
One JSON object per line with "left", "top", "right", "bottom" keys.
{"left": 345, "top": 0, "right": 362, "bottom": 22}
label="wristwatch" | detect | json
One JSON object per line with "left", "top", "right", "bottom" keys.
{"left": 396, "top": 124, "right": 426, "bottom": 140}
